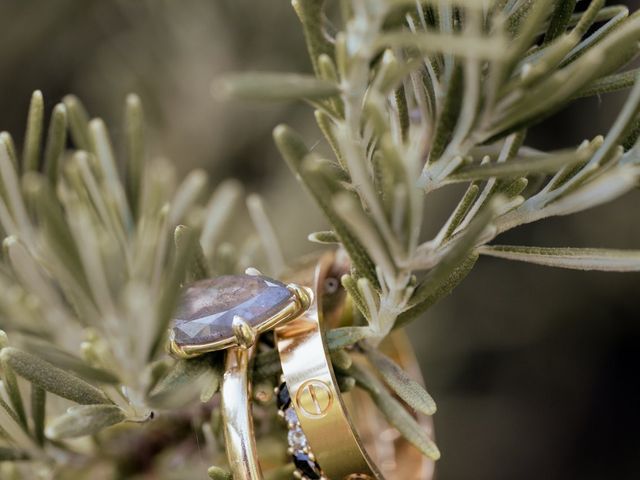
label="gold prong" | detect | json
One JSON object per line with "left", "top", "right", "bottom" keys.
{"left": 167, "top": 339, "right": 190, "bottom": 359}
{"left": 245, "top": 267, "right": 262, "bottom": 276}
{"left": 287, "top": 283, "right": 313, "bottom": 311}
{"left": 293, "top": 470, "right": 302, "bottom": 479}
{"left": 287, "top": 447, "right": 294, "bottom": 455}
{"left": 232, "top": 315, "right": 257, "bottom": 349}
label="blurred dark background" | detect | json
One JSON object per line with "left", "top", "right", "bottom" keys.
{"left": 1, "top": 1, "right": 639, "bottom": 479}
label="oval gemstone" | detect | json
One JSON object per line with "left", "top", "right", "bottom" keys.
{"left": 171, "top": 275, "right": 294, "bottom": 347}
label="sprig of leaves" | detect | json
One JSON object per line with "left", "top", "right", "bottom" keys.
{"left": 0, "top": 91, "right": 250, "bottom": 477}
{"left": 220, "top": 0, "right": 640, "bottom": 338}
{"left": 219, "top": 0, "right": 640, "bottom": 464}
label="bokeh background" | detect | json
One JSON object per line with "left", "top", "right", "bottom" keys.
{"left": 1, "top": 1, "right": 639, "bottom": 479}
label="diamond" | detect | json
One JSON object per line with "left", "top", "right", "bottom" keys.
{"left": 288, "top": 426, "right": 308, "bottom": 451}
{"left": 171, "top": 275, "right": 294, "bottom": 347}
{"left": 284, "top": 407, "right": 299, "bottom": 426}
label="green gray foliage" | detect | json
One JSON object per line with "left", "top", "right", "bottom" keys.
{"left": 0, "top": 347, "right": 109, "bottom": 405}
{"left": 1, "top": 1, "right": 640, "bottom": 478}
{"left": 45, "top": 405, "right": 126, "bottom": 439}
{"left": 366, "top": 346, "right": 437, "bottom": 415}
{"left": 220, "top": 0, "right": 640, "bottom": 468}
{"left": 222, "top": 0, "right": 640, "bottom": 342}
{"left": 207, "top": 465, "right": 233, "bottom": 480}
{"left": 349, "top": 363, "right": 440, "bottom": 460}
{"left": 0, "top": 92, "right": 242, "bottom": 476}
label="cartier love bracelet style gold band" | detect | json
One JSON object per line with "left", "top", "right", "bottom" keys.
{"left": 280, "top": 252, "right": 434, "bottom": 480}
{"left": 276, "top": 252, "right": 380, "bottom": 479}
{"left": 167, "top": 252, "right": 433, "bottom": 479}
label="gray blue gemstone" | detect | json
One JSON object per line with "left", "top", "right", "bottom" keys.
{"left": 171, "top": 275, "right": 293, "bottom": 347}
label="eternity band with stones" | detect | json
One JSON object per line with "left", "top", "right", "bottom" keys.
{"left": 276, "top": 379, "right": 326, "bottom": 480}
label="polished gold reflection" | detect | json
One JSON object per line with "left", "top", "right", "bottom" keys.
{"left": 276, "top": 253, "right": 381, "bottom": 479}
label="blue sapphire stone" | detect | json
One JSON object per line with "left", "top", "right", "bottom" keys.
{"left": 276, "top": 382, "right": 291, "bottom": 410}
{"left": 293, "top": 451, "right": 322, "bottom": 480}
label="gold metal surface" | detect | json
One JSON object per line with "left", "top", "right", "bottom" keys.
{"left": 232, "top": 315, "right": 258, "bottom": 349}
{"left": 349, "top": 333, "right": 436, "bottom": 480}
{"left": 296, "top": 379, "right": 334, "bottom": 418}
{"left": 276, "top": 253, "right": 382, "bottom": 480}
{"left": 221, "top": 345, "right": 263, "bottom": 480}
{"left": 168, "top": 283, "right": 311, "bottom": 359}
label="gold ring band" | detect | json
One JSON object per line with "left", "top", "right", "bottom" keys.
{"left": 221, "top": 345, "right": 263, "bottom": 480}
{"left": 276, "top": 253, "right": 381, "bottom": 479}
{"left": 168, "top": 258, "right": 433, "bottom": 480}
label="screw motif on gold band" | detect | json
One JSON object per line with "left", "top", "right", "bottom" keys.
{"left": 296, "top": 379, "right": 333, "bottom": 418}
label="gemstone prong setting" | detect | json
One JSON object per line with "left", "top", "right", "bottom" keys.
{"left": 167, "top": 274, "right": 312, "bottom": 359}
{"left": 245, "top": 267, "right": 262, "bottom": 276}
{"left": 232, "top": 315, "right": 256, "bottom": 349}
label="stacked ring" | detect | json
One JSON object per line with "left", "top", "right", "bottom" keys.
{"left": 275, "top": 253, "right": 380, "bottom": 479}
{"left": 168, "top": 252, "right": 434, "bottom": 479}
{"left": 275, "top": 252, "right": 435, "bottom": 480}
